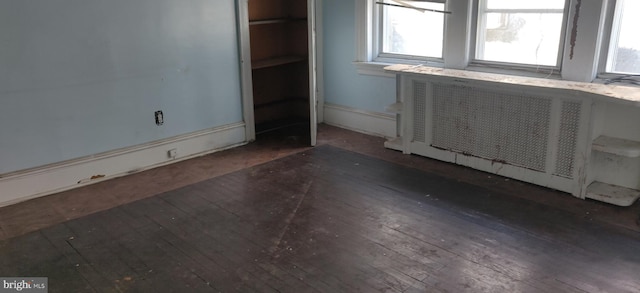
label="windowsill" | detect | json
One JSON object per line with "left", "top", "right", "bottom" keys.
{"left": 593, "top": 73, "right": 640, "bottom": 88}
{"left": 352, "top": 62, "right": 396, "bottom": 78}
{"left": 353, "top": 60, "right": 444, "bottom": 78}
{"left": 353, "top": 60, "right": 564, "bottom": 80}
{"left": 385, "top": 64, "right": 640, "bottom": 107}
{"left": 464, "top": 65, "right": 563, "bottom": 80}
{"left": 354, "top": 61, "right": 640, "bottom": 92}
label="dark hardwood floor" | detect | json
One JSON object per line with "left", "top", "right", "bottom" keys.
{"left": 1, "top": 125, "right": 640, "bottom": 292}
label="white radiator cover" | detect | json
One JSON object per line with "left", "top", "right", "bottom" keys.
{"left": 400, "top": 79, "right": 590, "bottom": 197}
{"left": 385, "top": 64, "right": 640, "bottom": 206}
{"left": 431, "top": 83, "right": 552, "bottom": 173}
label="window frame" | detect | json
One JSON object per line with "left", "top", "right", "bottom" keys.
{"left": 373, "top": 0, "right": 447, "bottom": 64}
{"left": 355, "top": 0, "right": 618, "bottom": 84}
{"left": 599, "top": 0, "right": 640, "bottom": 78}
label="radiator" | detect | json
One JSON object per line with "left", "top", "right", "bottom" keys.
{"left": 405, "top": 80, "right": 586, "bottom": 195}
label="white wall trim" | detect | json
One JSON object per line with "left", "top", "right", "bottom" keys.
{"left": 316, "top": 0, "right": 325, "bottom": 123}
{"left": 236, "top": 0, "right": 256, "bottom": 142}
{"left": 352, "top": 61, "right": 397, "bottom": 78}
{"left": 323, "top": 103, "right": 396, "bottom": 138}
{"left": 354, "top": 0, "right": 372, "bottom": 62}
{"left": 0, "top": 123, "right": 247, "bottom": 207}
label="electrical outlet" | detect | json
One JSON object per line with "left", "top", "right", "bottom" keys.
{"left": 168, "top": 148, "right": 177, "bottom": 159}
{"left": 155, "top": 111, "right": 164, "bottom": 125}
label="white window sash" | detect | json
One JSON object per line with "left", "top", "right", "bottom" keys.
{"left": 472, "top": 0, "right": 570, "bottom": 70}
{"left": 374, "top": 0, "right": 446, "bottom": 63}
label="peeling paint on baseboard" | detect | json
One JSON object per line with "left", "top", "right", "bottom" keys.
{"left": 77, "top": 174, "right": 106, "bottom": 184}
{"left": 570, "top": 0, "right": 582, "bottom": 60}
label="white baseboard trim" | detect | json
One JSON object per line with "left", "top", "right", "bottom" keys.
{"left": 0, "top": 122, "right": 247, "bottom": 207}
{"left": 323, "top": 103, "right": 396, "bottom": 138}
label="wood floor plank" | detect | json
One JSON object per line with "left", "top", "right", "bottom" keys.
{"left": 187, "top": 170, "right": 428, "bottom": 292}
{"left": 158, "top": 192, "right": 323, "bottom": 293}
{"left": 309, "top": 167, "right": 618, "bottom": 292}
{"left": 120, "top": 195, "right": 288, "bottom": 292}
{"left": 308, "top": 147, "right": 637, "bottom": 290}
{"left": 0, "top": 231, "right": 97, "bottom": 292}
{"left": 271, "top": 195, "right": 435, "bottom": 291}
{"left": 60, "top": 211, "right": 178, "bottom": 292}
{"left": 284, "top": 183, "right": 517, "bottom": 292}
{"left": 117, "top": 200, "right": 264, "bottom": 289}
{"left": 0, "top": 199, "right": 65, "bottom": 241}
{"left": 160, "top": 177, "right": 380, "bottom": 292}
{"left": 96, "top": 206, "right": 254, "bottom": 292}
{"left": 296, "top": 147, "right": 640, "bottom": 290}
{"left": 2, "top": 145, "right": 640, "bottom": 292}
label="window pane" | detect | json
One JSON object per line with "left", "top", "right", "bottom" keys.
{"left": 476, "top": 10, "right": 565, "bottom": 66}
{"left": 382, "top": 2, "right": 444, "bottom": 58}
{"left": 487, "top": 0, "right": 565, "bottom": 10}
{"left": 608, "top": 0, "right": 640, "bottom": 74}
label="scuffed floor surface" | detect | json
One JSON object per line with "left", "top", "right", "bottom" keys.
{"left": 1, "top": 144, "right": 640, "bottom": 292}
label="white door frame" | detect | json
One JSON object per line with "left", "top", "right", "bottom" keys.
{"left": 236, "top": 0, "right": 255, "bottom": 142}
{"left": 308, "top": 0, "right": 318, "bottom": 146}
{"left": 236, "top": 0, "right": 322, "bottom": 145}
{"left": 315, "top": 0, "right": 325, "bottom": 125}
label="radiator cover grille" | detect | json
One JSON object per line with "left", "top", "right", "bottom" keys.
{"left": 413, "top": 81, "right": 427, "bottom": 143}
{"left": 431, "top": 84, "right": 552, "bottom": 172}
{"left": 555, "top": 101, "right": 581, "bottom": 178}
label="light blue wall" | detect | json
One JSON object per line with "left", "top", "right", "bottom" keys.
{"left": 0, "top": 0, "right": 243, "bottom": 174}
{"left": 322, "top": 0, "right": 396, "bottom": 113}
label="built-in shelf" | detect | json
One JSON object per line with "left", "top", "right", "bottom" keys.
{"left": 256, "top": 118, "right": 309, "bottom": 135}
{"left": 385, "top": 102, "right": 403, "bottom": 114}
{"left": 592, "top": 136, "right": 640, "bottom": 158}
{"left": 249, "top": 17, "right": 307, "bottom": 26}
{"left": 585, "top": 181, "right": 640, "bottom": 207}
{"left": 252, "top": 56, "right": 306, "bottom": 70}
{"left": 248, "top": 0, "right": 311, "bottom": 140}
{"left": 384, "top": 137, "right": 403, "bottom": 151}
{"left": 254, "top": 97, "right": 307, "bottom": 109}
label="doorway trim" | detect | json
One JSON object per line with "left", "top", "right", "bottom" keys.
{"left": 236, "top": 0, "right": 255, "bottom": 142}
{"left": 236, "top": 0, "right": 323, "bottom": 144}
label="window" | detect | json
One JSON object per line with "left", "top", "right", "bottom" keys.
{"left": 356, "top": 0, "right": 636, "bottom": 83}
{"left": 605, "top": 0, "right": 640, "bottom": 74}
{"left": 475, "top": 0, "right": 568, "bottom": 67}
{"left": 378, "top": 1, "right": 445, "bottom": 61}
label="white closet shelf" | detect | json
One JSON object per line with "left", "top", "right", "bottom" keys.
{"left": 252, "top": 56, "right": 306, "bottom": 70}
{"left": 585, "top": 181, "right": 640, "bottom": 207}
{"left": 249, "top": 17, "right": 307, "bottom": 26}
{"left": 592, "top": 136, "right": 640, "bottom": 158}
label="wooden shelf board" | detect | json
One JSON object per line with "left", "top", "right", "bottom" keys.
{"left": 592, "top": 135, "right": 640, "bottom": 157}
{"left": 585, "top": 181, "right": 640, "bottom": 207}
{"left": 252, "top": 56, "right": 306, "bottom": 70}
{"left": 254, "top": 97, "right": 308, "bottom": 109}
{"left": 249, "top": 18, "right": 307, "bottom": 26}
{"left": 255, "top": 118, "right": 309, "bottom": 135}
{"left": 385, "top": 102, "right": 403, "bottom": 114}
